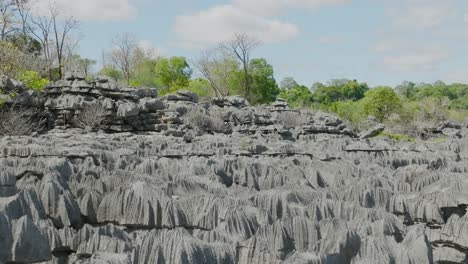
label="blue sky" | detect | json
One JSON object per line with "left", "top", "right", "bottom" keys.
{"left": 35, "top": 0, "right": 468, "bottom": 87}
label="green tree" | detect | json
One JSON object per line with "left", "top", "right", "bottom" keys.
{"left": 280, "top": 77, "right": 299, "bottom": 90}
{"left": 131, "top": 57, "right": 160, "bottom": 87}
{"left": 278, "top": 85, "right": 313, "bottom": 108}
{"left": 99, "top": 66, "right": 122, "bottom": 82}
{"left": 312, "top": 79, "right": 368, "bottom": 105}
{"left": 362, "top": 86, "right": 401, "bottom": 121}
{"left": 186, "top": 78, "right": 212, "bottom": 97}
{"left": 195, "top": 49, "right": 242, "bottom": 96}
{"left": 155, "top": 56, "right": 192, "bottom": 93}
{"left": 395, "top": 81, "right": 416, "bottom": 99}
{"left": 248, "top": 58, "right": 279, "bottom": 104}
{"left": 340, "top": 80, "right": 369, "bottom": 101}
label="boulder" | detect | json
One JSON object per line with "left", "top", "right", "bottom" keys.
{"left": 117, "top": 102, "right": 140, "bottom": 117}
{"left": 360, "top": 124, "right": 385, "bottom": 139}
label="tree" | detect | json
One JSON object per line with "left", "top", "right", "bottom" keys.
{"left": 5, "top": 32, "right": 41, "bottom": 54}
{"left": 248, "top": 58, "right": 279, "bottom": 104}
{"left": 340, "top": 80, "right": 369, "bottom": 101}
{"left": 194, "top": 48, "right": 241, "bottom": 97}
{"left": 186, "top": 78, "right": 212, "bottom": 97}
{"left": 29, "top": 12, "right": 54, "bottom": 78}
{"left": 278, "top": 85, "right": 313, "bottom": 108}
{"left": 155, "top": 56, "right": 192, "bottom": 93}
{"left": 362, "top": 87, "right": 401, "bottom": 121}
{"left": 312, "top": 79, "right": 368, "bottom": 105}
{"left": 280, "top": 77, "right": 299, "bottom": 90}
{"left": 99, "top": 66, "right": 122, "bottom": 81}
{"left": 64, "top": 54, "right": 96, "bottom": 76}
{"left": 50, "top": 4, "right": 79, "bottom": 79}
{"left": 0, "top": 0, "right": 16, "bottom": 40}
{"left": 221, "top": 33, "right": 260, "bottom": 100}
{"left": 395, "top": 81, "right": 416, "bottom": 99}
{"left": 28, "top": 2, "right": 79, "bottom": 80}
{"left": 131, "top": 54, "right": 159, "bottom": 87}
{"left": 0, "top": 40, "right": 45, "bottom": 77}
{"left": 109, "top": 33, "right": 137, "bottom": 85}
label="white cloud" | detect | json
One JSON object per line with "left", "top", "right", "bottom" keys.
{"left": 232, "top": 0, "right": 350, "bottom": 16}
{"left": 173, "top": 5, "right": 299, "bottom": 49}
{"left": 373, "top": 38, "right": 451, "bottom": 72}
{"left": 382, "top": 48, "right": 449, "bottom": 72}
{"left": 31, "top": 0, "right": 137, "bottom": 21}
{"left": 389, "top": 3, "right": 455, "bottom": 29}
{"left": 172, "top": 0, "right": 349, "bottom": 48}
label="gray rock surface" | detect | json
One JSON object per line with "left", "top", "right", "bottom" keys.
{"left": 1, "top": 76, "right": 467, "bottom": 263}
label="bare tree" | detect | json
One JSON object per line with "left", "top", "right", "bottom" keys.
{"left": 194, "top": 48, "right": 239, "bottom": 97}
{"left": 29, "top": 14, "right": 53, "bottom": 78}
{"left": 50, "top": 4, "right": 79, "bottom": 79}
{"left": 28, "top": 2, "right": 78, "bottom": 79}
{"left": 13, "top": 0, "right": 30, "bottom": 36}
{"left": 109, "top": 33, "right": 137, "bottom": 85}
{"left": 0, "top": 0, "right": 17, "bottom": 40}
{"left": 221, "top": 33, "right": 260, "bottom": 99}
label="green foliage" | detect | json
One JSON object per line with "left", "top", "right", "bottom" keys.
{"left": 186, "top": 78, "right": 213, "bottom": 97}
{"left": 131, "top": 57, "right": 161, "bottom": 88}
{"left": 395, "top": 81, "right": 468, "bottom": 109}
{"left": 362, "top": 87, "right": 401, "bottom": 122}
{"left": 248, "top": 58, "right": 279, "bottom": 104}
{"left": 278, "top": 85, "right": 313, "bottom": 108}
{"left": 312, "top": 79, "right": 369, "bottom": 105}
{"left": 155, "top": 56, "right": 192, "bottom": 93}
{"left": 329, "top": 100, "right": 367, "bottom": 129}
{"left": 395, "top": 81, "right": 416, "bottom": 99}
{"left": 99, "top": 66, "right": 123, "bottom": 81}
{"left": 17, "top": 70, "right": 48, "bottom": 91}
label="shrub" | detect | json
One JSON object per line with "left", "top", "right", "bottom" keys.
{"left": 386, "top": 97, "right": 449, "bottom": 138}
{"left": 362, "top": 87, "right": 401, "bottom": 122}
{"left": 329, "top": 100, "right": 367, "bottom": 130}
{"left": 17, "top": 70, "right": 48, "bottom": 92}
{"left": 73, "top": 103, "right": 107, "bottom": 130}
{"left": 186, "top": 109, "right": 229, "bottom": 133}
{"left": 447, "top": 109, "right": 468, "bottom": 123}
{"left": 0, "top": 104, "right": 46, "bottom": 136}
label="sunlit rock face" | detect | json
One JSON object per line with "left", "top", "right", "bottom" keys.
{"left": 1, "top": 76, "right": 468, "bottom": 263}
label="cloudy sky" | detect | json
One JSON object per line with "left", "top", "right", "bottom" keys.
{"left": 34, "top": 0, "right": 468, "bottom": 86}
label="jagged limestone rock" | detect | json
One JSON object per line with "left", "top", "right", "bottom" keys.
{"left": 0, "top": 78, "right": 467, "bottom": 263}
